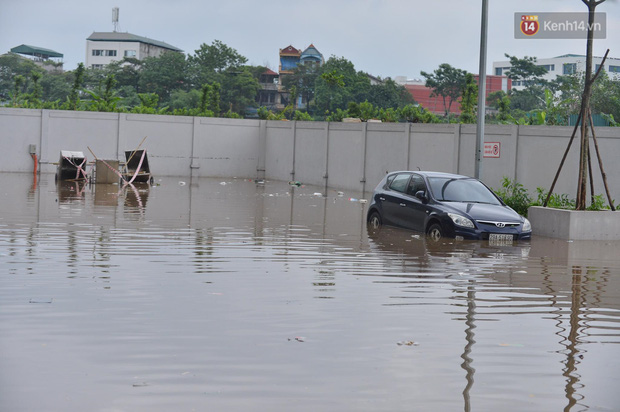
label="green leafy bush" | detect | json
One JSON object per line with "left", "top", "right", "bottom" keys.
{"left": 493, "top": 177, "right": 531, "bottom": 216}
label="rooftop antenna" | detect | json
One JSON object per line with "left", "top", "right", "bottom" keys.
{"left": 112, "top": 7, "right": 120, "bottom": 32}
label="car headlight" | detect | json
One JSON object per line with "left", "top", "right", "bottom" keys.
{"left": 448, "top": 213, "right": 474, "bottom": 228}
{"left": 522, "top": 218, "right": 531, "bottom": 232}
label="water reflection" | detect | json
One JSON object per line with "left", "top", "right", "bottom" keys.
{"left": 0, "top": 173, "right": 618, "bottom": 412}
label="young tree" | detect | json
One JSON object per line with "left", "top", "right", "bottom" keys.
{"left": 546, "top": 0, "right": 614, "bottom": 211}
{"left": 420, "top": 63, "right": 468, "bottom": 116}
{"left": 503, "top": 54, "right": 548, "bottom": 87}
{"left": 459, "top": 73, "right": 478, "bottom": 124}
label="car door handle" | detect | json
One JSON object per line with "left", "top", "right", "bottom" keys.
{"left": 400, "top": 203, "right": 407, "bottom": 207}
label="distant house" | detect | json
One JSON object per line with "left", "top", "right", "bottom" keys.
{"left": 85, "top": 32, "right": 183, "bottom": 69}
{"left": 493, "top": 54, "right": 620, "bottom": 90}
{"left": 256, "top": 69, "right": 280, "bottom": 109}
{"left": 273, "top": 44, "right": 325, "bottom": 109}
{"left": 299, "top": 44, "right": 324, "bottom": 66}
{"left": 10, "top": 44, "right": 63, "bottom": 72}
{"left": 279, "top": 45, "right": 301, "bottom": 74}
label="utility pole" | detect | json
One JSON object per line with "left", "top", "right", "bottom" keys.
{"left": 475, "top": 0, "right": 488, "bottom": 179}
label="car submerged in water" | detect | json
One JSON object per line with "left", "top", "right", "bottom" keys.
{"left": 366, "top": 171, "right": 532, "bottom": 242}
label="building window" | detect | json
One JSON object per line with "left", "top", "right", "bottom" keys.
{"left": 609, "top": 65, "right": 620, "bottom": 73}
{"left": 92, "top": 49, "right": 117, "bottom": 57}
{"left": 538, "top": 64, "right": 555, "bottom": 72}
{"left": 124, "top": 50, "right": 136, "bottom": 57}
{"left": 495, "top": 68, "right": 502, "bottom": 76}
{"left": 91, "top": 64, "right": 104, "bottom": 69}
{"left": 563, "top": 63, "right": 577, "bottom": 75}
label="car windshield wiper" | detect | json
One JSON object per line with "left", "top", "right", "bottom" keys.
{"left": 465, "top": 200, "right": 498, "bottom": 205}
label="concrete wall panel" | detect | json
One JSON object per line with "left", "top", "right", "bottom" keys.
{"left": 325, "top": 123, "right": 366, "bottom": 192}
{"left": 0, "top": 109, "right": 41, "bottom": 173}
{"left": 265, "top": 121, "right": 295, "bottom": 182}
{"left": 364, "top": 123, "right": 409, "bottom": 190}
{"left": 293, "top": 122, "right": 328, "bottom": 187}
{"left": 192, "top": 118, "right": 260, "bottom": 178}
{"left": 410, "top": 124, "right": 459, "bottom": 175}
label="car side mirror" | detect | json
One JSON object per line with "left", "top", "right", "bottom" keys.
{"left": 415, "top": 190, "right": 428, "bottom": 203}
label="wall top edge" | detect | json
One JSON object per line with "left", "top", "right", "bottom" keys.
{"left": 199, "top": 118, "right": 260, "bottom": 127}
{"left": 0, "top": 107, "right": 42, "bottom": 117}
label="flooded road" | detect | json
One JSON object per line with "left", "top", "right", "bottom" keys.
{"left": 1, "top": 173, "right": 619, "bottom": 411}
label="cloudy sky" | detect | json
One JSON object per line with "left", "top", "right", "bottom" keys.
{"left": 1, "top": 0, "right": 618, "bottom": 79}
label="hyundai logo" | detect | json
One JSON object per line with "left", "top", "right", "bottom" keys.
{"left": 495, "top": 222, "right": 506, "bottom": 228}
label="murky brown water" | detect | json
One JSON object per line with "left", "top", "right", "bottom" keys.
{"left": 1, "top": 173, "right": 619, "bottom": 411}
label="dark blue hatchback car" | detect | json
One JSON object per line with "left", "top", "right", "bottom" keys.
{"left": 366, "top": 171, "right": 532, "bottom": 241}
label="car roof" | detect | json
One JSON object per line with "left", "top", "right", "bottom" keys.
{"left": 387, "top": 171, "right": 472, "bottom": 179}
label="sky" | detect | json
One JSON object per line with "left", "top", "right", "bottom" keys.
{"left": 1, "top": 0, "right": 618, "bottom": 79}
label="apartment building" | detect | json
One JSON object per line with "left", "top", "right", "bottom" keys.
{"left": 85, "top": 32, "right": 182, "bottom": 69}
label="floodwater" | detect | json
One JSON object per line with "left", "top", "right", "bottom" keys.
{"left": 1, "top": 173, "right": 619, "bottom": 412}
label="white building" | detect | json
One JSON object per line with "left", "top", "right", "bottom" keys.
{"left": 85, "top": 32, "right": 183, "bottom": 69}
{"left": 493, "top": 54, "right": 620, "bottom": 89}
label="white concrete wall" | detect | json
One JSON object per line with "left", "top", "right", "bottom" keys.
{"left": 1, "top": 108, "right": 619, "bottom": 202}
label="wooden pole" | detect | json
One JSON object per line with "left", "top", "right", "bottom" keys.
{"left": 544, "top": 113, "right": 582, "bottom": 207}
{"left": 589, "top": 110, "right": 616, "bottom": 211}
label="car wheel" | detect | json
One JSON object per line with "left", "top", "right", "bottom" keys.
{"left": 368, "top": 211, "right": 382, "bottom": 230}
{"left": 427, "top": 223, "right": 443, "bottom": 242}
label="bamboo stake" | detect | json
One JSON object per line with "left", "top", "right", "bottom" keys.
{"left": 544, "top": 113, "right": 582, "bottom": 207}
{"left": 588, "top": 111, "right": 616, "bottom": 211}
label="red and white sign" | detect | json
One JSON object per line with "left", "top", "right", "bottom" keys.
{"left": 484, "top": 142, "right": 501, "bottom": 158}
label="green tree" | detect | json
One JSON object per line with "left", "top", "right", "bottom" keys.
{"left": 280, "top": 63, "right": 321, "bottom": 111}
{"left": 0, "top": 53, "right": 39, "bottom": 101}
{"left": 459, "top": 73, "right": 478, "bottom": 123}
{"left": 188, "top": 40, "right": 248, "bottom": 87}
{"left": 503, "top": 54, "right": 548, "bottom": 87}
{"left": 314, "top": 56, "right": 370, "bottom": 114}
{"left": 220, "top": 69, "right": 258, "bottom": 115}
{"left": 65, "top": 63, "right": 85, "bottom": 110}
{"left": 139, "top": 51, "right": 188, "bottom": 105}
{"left": 40, "top": 71, "right": 73, "bottom": 103}
{"left": 420, "top": 63, "right": 468, "bottom": 116}
{"left": 84, "top": 74, "right": 121, "bottom": 112}
{"left": 368, "top": 78, "right": 415, "bottom": 109}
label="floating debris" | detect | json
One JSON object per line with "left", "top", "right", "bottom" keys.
{"left": 396, "top": 340, "right": 419, "bottom": 346}
{"left": 56, "top": 151, "right": 88, "bottom": 181}
{"left": 288, "top": 337, "right": 305, "bottom": 342}
{"left": 288, "top": 181, "right": 302, "bottom": 187}
{"left": 29, "top": 298, "right": 53, "bottom": 304}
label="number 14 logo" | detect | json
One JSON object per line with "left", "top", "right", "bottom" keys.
{"left": 520, "top": 15, "right": 539, "bottom": 36}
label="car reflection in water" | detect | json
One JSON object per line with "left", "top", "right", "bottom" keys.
{"left": 366, "top": 171, "right": 531, "bottom": 242}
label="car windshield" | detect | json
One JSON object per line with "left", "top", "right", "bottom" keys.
{"left": 428, "top": 177, "right": 502, "bottom": 205}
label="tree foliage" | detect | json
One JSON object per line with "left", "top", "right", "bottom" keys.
{"left": 503, "top": 54, "right": 548, "bottom": 86}
{"left": 420, "top": 63, "right": 468, "bottom": 116}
